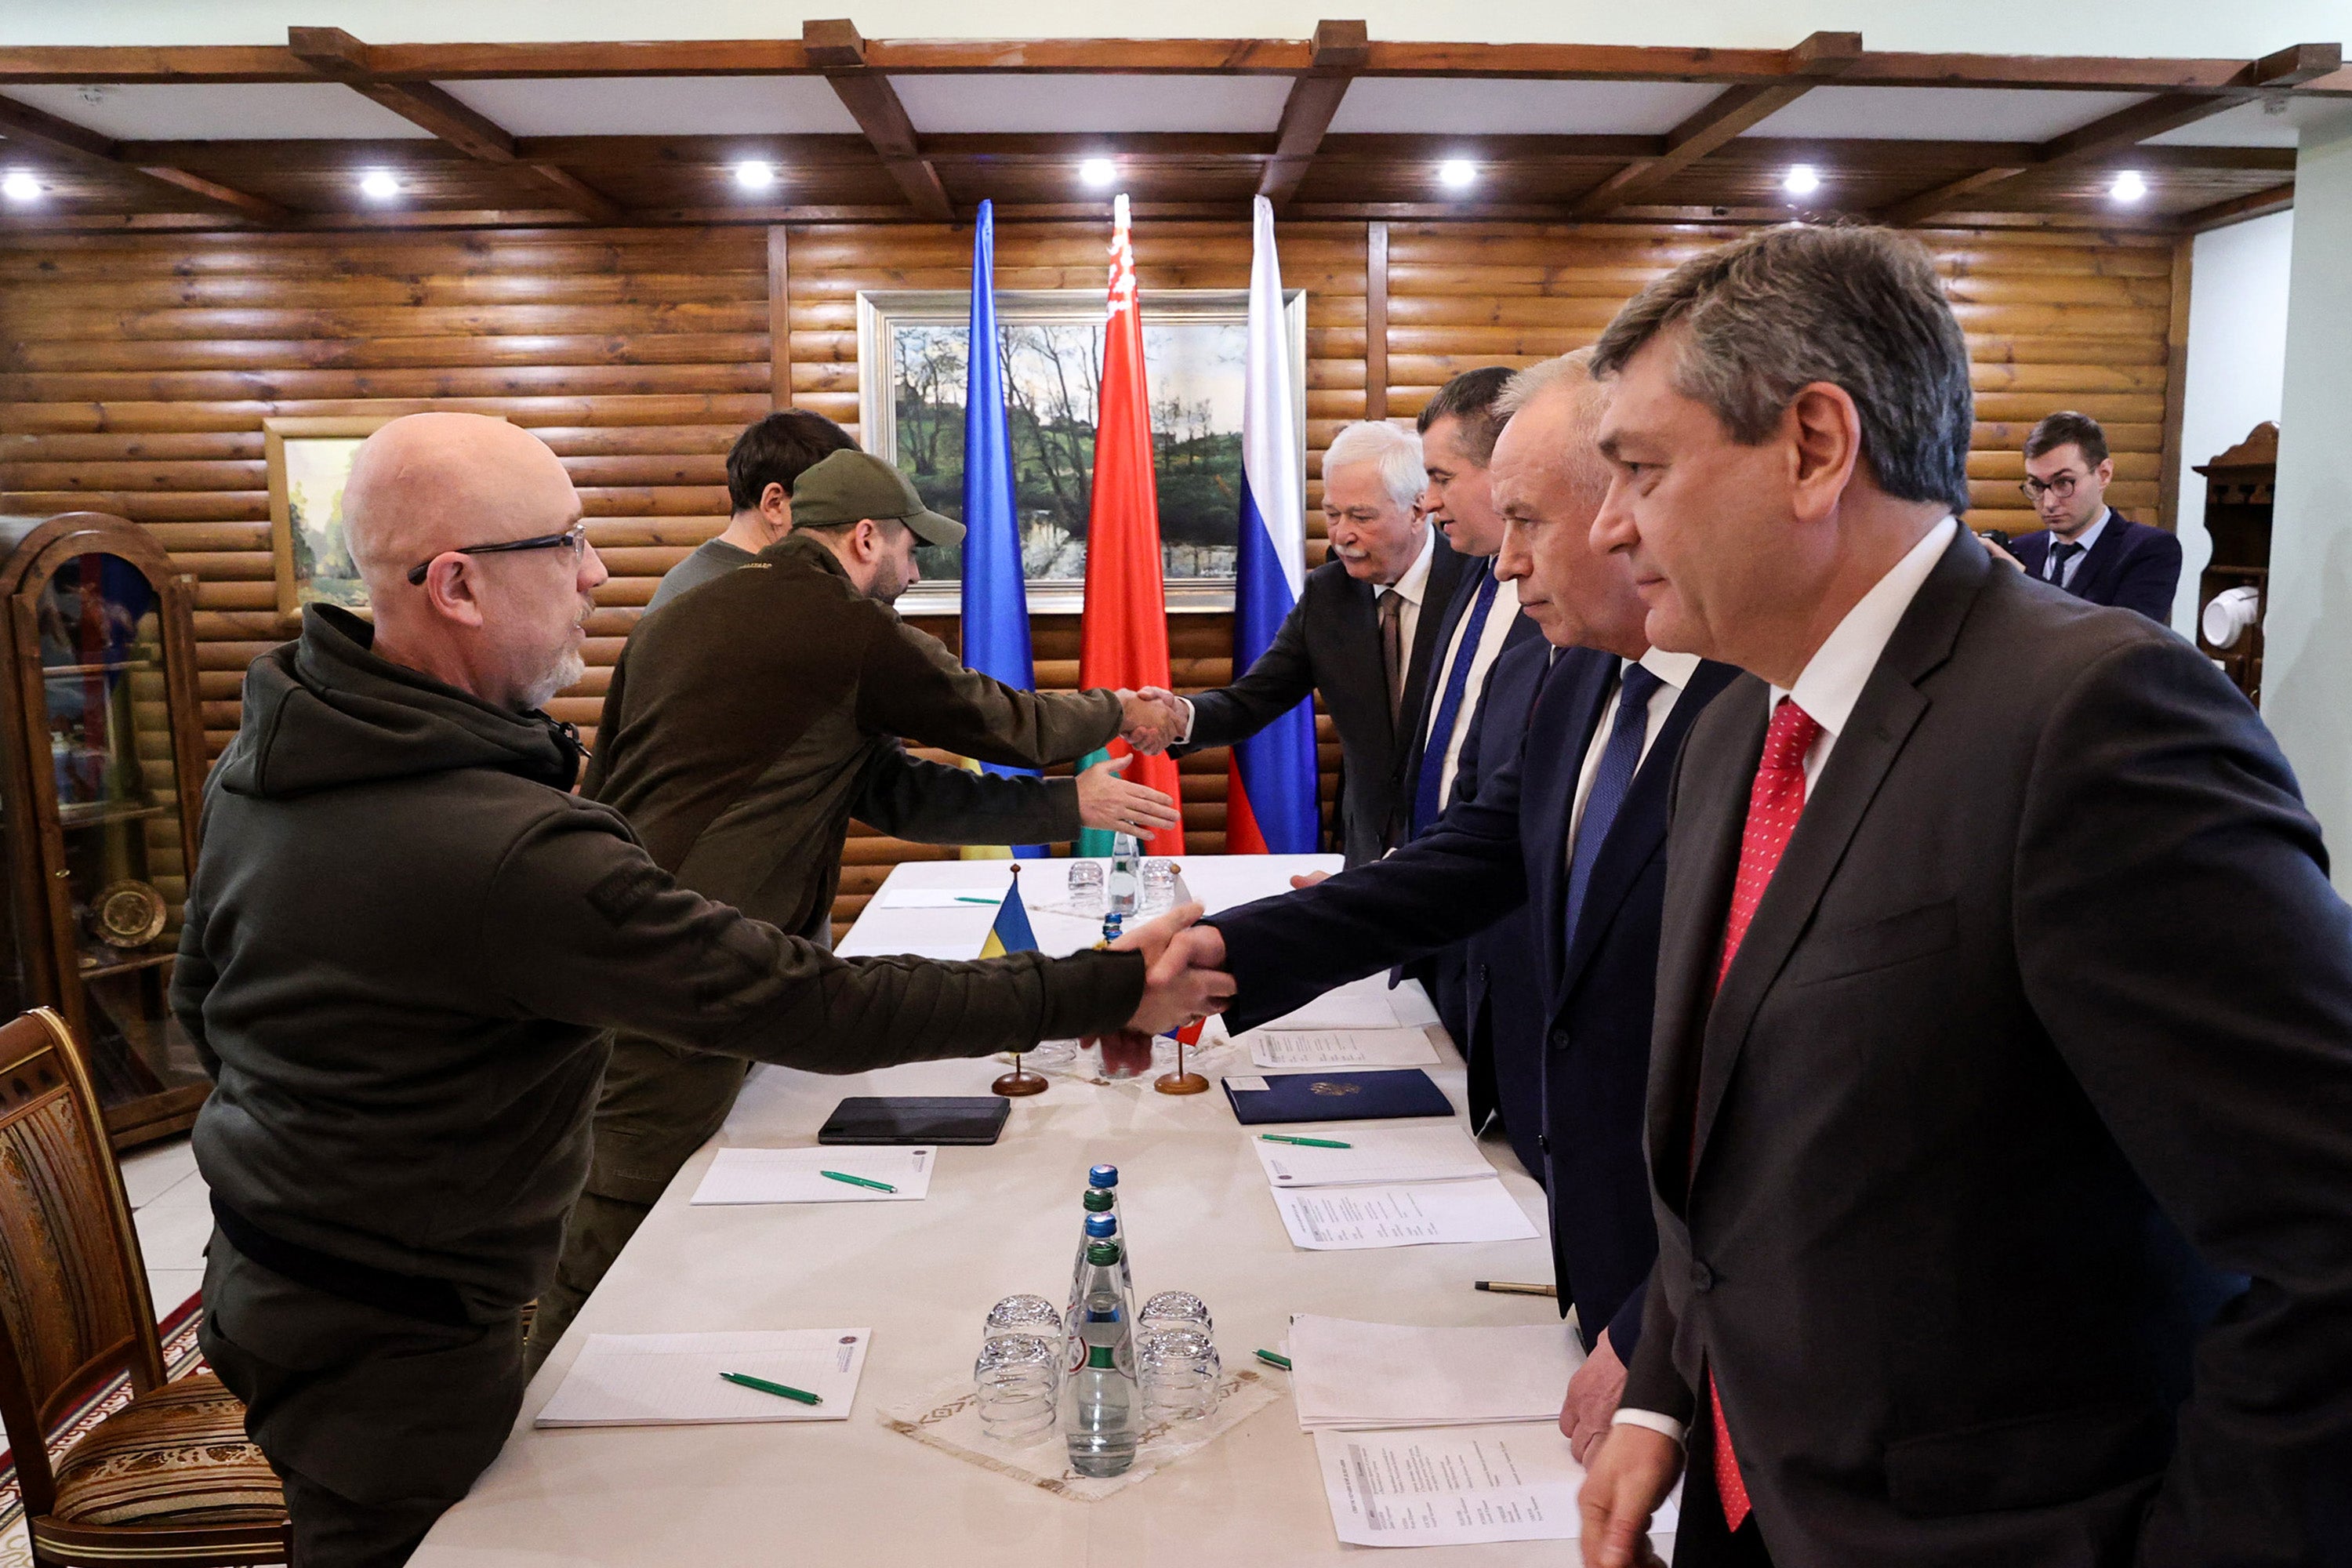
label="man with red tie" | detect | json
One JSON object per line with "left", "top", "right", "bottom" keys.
{"left": 1573, "top": 227, "right": 2352, "bottom": 1566}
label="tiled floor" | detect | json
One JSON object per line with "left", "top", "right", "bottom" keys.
{"left": 117, "top": 1134, "right": 209, "bottom": 1320}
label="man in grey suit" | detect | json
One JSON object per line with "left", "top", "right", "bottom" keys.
{"left": 1574, "top": 226, "right": 2352, "bottom": 1566}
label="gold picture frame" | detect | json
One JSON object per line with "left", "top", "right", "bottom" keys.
{"left": 264, "top": 414, "right": 507, "bottom": 621}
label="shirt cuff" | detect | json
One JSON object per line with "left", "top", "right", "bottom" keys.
{"left": 1174, "top": 697, "right": 1196, "bottom": 746}
{"left": 1610, "top": 1409, "right": 1687, "bottom": 1447}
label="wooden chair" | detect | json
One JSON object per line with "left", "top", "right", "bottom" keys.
{"left": 0, "top": 1008, "right": 288, "bottom": 1566}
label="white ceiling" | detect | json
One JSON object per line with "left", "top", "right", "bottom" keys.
{"left": 891, "top": 74, "right": 1297, "bottom": 134}
{"left": 436, "top": 75, "right": 862, "bottom": 136}
{"left": 0, "top": 81, "right": 435, "bottom": 139}
{"left": 2146, "top": 95, "right": 2329, "bottom": 147}
{"left": 1743, "top": 86, "right": 2152, "bottom": 143}
{"left": 1327, "top": 78, "right": 1723, "bottom": 135}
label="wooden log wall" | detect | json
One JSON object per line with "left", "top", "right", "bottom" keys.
{"left": 0, "top": 220, "right": 2172, "bottom": 931}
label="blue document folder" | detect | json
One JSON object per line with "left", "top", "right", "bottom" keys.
{"left": 1221, "top": 1069, "right": 1454, "bottom": 1125}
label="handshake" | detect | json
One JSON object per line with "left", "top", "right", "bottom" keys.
{"left": 1103, "top": 901, "right": 1235, "bottom": 1038}
{"left": 1115, "top": 687, "right": 1189, "bottom": 755}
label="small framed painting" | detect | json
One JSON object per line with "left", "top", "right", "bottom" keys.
{"left": 263, "top": 414, "right": 508, "bottom": 620}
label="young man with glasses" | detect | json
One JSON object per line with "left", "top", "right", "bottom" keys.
{"left": 2004, "top": 410, "right": 2182, "bottom": 624}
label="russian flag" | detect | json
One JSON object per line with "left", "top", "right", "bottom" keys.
{"left": 1226, "top": 196, "right": 1316, "bottom": 855}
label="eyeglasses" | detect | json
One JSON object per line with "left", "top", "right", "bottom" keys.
{"left": 406, "top": 524, "right": 588, "bottom": 586}
{"left": 2020, "top": 474, "right": 2080, "bottom": 503}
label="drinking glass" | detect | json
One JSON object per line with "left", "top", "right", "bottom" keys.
{"left": 1140, "top": 857, "right": 1178, "bottom": 912}
{"left": 1137, "top": 1326, "right": 1221, "bottom": 1426}
{"left": 973, "top": 1332, "right": 1061, "bottom": 1442}
{"left": 1066, "top": 859, "right": 1106, "bottom": 914}
{"left": 984, "top": 1294, "right": 1065, "bottom": 1341}
{"left": 1138, "top": 1290, "right": 1212, "bottom": 1337}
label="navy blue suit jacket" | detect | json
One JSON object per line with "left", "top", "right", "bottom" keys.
{"left": 2009, "top": 510, "right": 2181, "bottom": 624}
{"left": 1208, "top": 645, "right": 1741, "bottom": 1356}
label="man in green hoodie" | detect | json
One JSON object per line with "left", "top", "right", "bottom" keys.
{"left": 172, "top": 412, "right": 1230, "bottom": 1566}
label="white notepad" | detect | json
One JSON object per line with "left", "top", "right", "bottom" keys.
{"left": 535, "top": 1330, "right": 869, "bottom": 1427}
{"left": 1262, "top": 975, "right": 1443, "bottom": 1032}
{"left": 1252, "top": 1124, "right": 1494, "bottom": 1189}
{"left": 1249, "top": 1029, "right": 1442, "bottom": 1069}
{"left": 1274, "top": 1179, "right": 1538, "bottom": 1250}
{"left": 869, "top": 887, "right": 1005, "bottom": 909}
{"left": 690, "top": 1146, "right": 934, "bottom": 1205}
{"left": 1289, "top": 1316, "right": 1576, "bottom": 1431}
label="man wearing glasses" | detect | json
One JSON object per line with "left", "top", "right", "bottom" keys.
{"left": 2004, "top": 410, "right": 2181, "bottom": 625}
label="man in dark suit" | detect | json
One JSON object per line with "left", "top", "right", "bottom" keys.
{"left": 1575, "top": 224, "right": 2352, "bottom": 1567}
{"left": 1403, "top": 368, "right": 1544, "bottom": 1090}
{"left": 2002, "top": 409, "right": 2181, "bottom": 624}
{"left": 1158, "top": 419, "right": 1463, "bottom": 865}
{"left": 1189, "top": 356, "right": 1739, "bottom": 1468}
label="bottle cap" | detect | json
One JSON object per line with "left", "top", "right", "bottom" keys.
{"left": 1084, "top": 1213, "right": 1118, "bottom": 1239}
{"left": 1085, "top": 1240, "right": 1121, "bottom": 1265}
{"left": 1083, "top": 1188, "right": 1114, "bottom": 1212}
{"left": 1088, "top": 1164, "right": 1120, "bottom": 1189}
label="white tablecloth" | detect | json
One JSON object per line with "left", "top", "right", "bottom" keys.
{"left": 413, "top": 855, "right": 1647, "bottom": 1566}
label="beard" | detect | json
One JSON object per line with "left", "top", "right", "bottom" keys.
{"left": 515, "top": 644, "right": 586, "bottom": 713}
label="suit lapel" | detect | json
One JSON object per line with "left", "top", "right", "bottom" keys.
{"left": 1690, "top": 532, "right": 1990, "bottom": 1170}
{"left": 1522, "top": 650, "right": 1615, "bottom": 1004}
{"left": 1394, "top": 537, "right": 1467, "bottom": 764}
{"left": 1559, "top": 659, "right": 1742, "bottom": 1000}
{"left": 2067, "top": 510, "right": 2127, "bottom": 602}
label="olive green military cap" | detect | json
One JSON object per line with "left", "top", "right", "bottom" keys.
{"left": 791, "top": 449, "right": 965, "bottom": 546}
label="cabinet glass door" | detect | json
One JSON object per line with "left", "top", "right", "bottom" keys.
{"left": 34, "top": 550, "right": 204, "bottom": 1114}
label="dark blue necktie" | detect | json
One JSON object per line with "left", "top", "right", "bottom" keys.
{"left": 1563, "top": 662, "right": 1664, "bottom": 956}
{"left": 1410, "top": 572, "right": 1501, "bottom": 837}
{"left": 2046, "top": 540, "right": 2083, "bottom": 589}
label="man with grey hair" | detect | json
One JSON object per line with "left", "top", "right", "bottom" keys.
{"left": 1151, "top": 419, "right": 1465, "bottom": 864}
{"left": 172, "top": 412, "right": 1234, "bottom": 1565}
{"left": 1574, "top": 225, "right": 2352, "bottom": 1567}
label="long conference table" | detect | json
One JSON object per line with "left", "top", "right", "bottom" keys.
{"left": 414, "top": 854, "right": 1671, "bottom": 1565}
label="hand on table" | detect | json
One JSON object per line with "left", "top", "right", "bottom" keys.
{"left": 1578, "top": 1424, "right": 1681, "bottom": 1568}
{"left": 1116, "top": 688, "right": 1187, "bottom": 755}
{"left": 1110, "top": 902, "right": 1233, "bottom": 1036}
{"left": 1076, "top": 753, "right": 1181, "bottom": 837}
{"left": 1559, "top": 1328, "right": 1627, "bottom": 1465}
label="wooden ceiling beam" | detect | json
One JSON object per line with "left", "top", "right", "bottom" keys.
{"left": 803, "top": 19, "right": 953, "bottom": 221}
{"left": 2180, "top": 181, "right": 2296, "bottom": 233}
{"left": 287, "top": 25, "right": 623, "bottom": 223}
{"left": 1573, "top": 31, "right": 1859, "bottom": 218}
{"left": 0, "top": 90, "right": 289, "bottom": 221}
{"left": 1258, "top": 19, "right": 1369, "bottom": 212}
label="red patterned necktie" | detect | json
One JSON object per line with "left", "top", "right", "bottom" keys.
{"left": 1704, "top": 695, "right": 1824, "bottom": 1529}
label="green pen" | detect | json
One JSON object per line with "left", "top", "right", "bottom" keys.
{"left": 719, "top": 1371, "right": 822, "bottom": 1406}
{"left": 1260, "top": 1134, "right": 1352, "bottom": 1149}
{"left": 1254, "top": 1349, "right": 1292, "bottom": 1370}
{"left": 819, "top": 1169, "right": 898, "bottom": 1193}
{"left": 955, "top": 895, "right": 1000, "bottom": 905}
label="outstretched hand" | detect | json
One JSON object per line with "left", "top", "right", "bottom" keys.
{"left": 1116, "top": 688, "right": 1187, "bottom": 755}
{"left": 1105, "top": 902, "right": 1232, "bottom": 1036}
{"left": 1578, "top": 1425, "right": 1681, "bottom": 1568}
{"left": 1076, "top": 753, "right": 1182, "bottom": 837}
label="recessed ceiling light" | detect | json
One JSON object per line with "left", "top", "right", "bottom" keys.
{"left": 734, "top": 161, "right": 775, "bottom": 191}
{"left": 1439, "top": 159, "right": 1476, "bottom": 191}
{"left": 2110, "top": 169, "right": 2148, "bottom": 203}
{"left": 2, "top": 170, "right": 41, "bottom": 204}
{"left": 358, "top": 169, "right": 401, "bottom": 201}
{"left": 1783, "top": 164, "right": 1821, "bottom": 198}
{"left": 1079, "top": 158, "right": 1116, "bottom": 188}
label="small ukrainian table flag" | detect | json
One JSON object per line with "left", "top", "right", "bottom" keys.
{"left": 976, "top": 867, "right": 1038, "bottom": 959}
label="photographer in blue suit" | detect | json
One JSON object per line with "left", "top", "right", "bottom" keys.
{"left": 1195, "top": 352, "right": 1737, "bottom": 1463}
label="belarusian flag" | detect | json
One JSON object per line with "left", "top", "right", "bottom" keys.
{"left": 1076, "top": 194, "right": 1185, "bottom": 856}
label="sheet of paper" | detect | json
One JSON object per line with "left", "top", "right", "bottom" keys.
{"left": 1249, "top": 1029, "right": 1441, "bottom": 1069}
{"left": 1252, "top": 1124, "right": 1494, "bottom": 1189}
{"left": 535, "top": 1330, "right": 869, "bottom": 1427}
{"left": 869, "top": 887, "right": 1005, "bottom": 909}
{"left": 1316, "top": 1425, "right": 1587, "bottom": 1544}
{"left": 1261, "top": 974, "right": 1440, "bottom": 1032}
{"left": 1289, "top": 1316, "right": 1575, "bottom": 1430}
{"left": 690, "top": 1146, "right": 934, "bottom": 1205}
{"left": 1274, "top": 1179, "right": 1538, "bottom": 1250}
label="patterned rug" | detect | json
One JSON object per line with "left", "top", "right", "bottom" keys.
{"left": 0, "top": 1292, "right": 207, "bottom": 1568}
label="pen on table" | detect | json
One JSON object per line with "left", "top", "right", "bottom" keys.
{"left": 819, "top": 1169, "right": 898, "bottom": 1193}
{"left": 719, "top": 1371, "right": 823, "bottom": 1405}
{"left": 1473, "top": 1280, "right": 1558, "bottom": 1298}
{"left": 954, "top": 895, "right": 999, "bottom": 905}
{"left": 1254, "top": 1349, "right": 1291, "bottom": 1370}
{"left": 1259, "top": 1133, "right": 1352, "bottom": 1149}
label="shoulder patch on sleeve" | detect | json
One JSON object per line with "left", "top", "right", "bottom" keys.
{"left": 586, "top": 860, "right": 669, "bottom": 927}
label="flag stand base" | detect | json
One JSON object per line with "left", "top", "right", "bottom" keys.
{"left": 993, "top": 1057, "right": 1048, "bottom": 1097}
{"left": 1153, "top": 1070, "right": 1209, "bottom": 1095}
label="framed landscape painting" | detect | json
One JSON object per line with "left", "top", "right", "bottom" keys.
{"left": 857, "top": 289, "right": 1308, "bottom": 614}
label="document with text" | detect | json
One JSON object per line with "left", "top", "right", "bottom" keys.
{"left": 1252, "top": 1123, "right": 1493, "bottom": 1189}
{"left": 1274, "top": 1179, "right": 1538, "bottom": 1250}
{"left": 1247, "top": 1029, "right": 1442, "bottom": 1069}
{"left": 1316, "top": 1426, "right": 1682, "bottom": 1546}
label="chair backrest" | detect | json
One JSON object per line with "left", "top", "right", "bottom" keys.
{"left": 0, "top": 1008, "right": 164, "bottom": 1516}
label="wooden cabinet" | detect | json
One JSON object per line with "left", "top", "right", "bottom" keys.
{"left": 0, "top": 514, "right": 211, "bottom": 1149}
{"left": 2191, "top": 423, "right": 2278, "bottom": 707}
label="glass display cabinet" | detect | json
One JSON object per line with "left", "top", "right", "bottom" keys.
{"left": 0, "top": 514, "right": 211, "bottom": 1149}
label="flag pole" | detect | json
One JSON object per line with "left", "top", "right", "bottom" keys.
{"left": 991, "top": 864, "right": 1050, "bottom": 1097}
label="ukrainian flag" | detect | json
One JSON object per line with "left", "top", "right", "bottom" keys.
{"left": 975, "top": 873, "right": 1039, "bottom": 958}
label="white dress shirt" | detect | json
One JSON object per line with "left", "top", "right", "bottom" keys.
{"left": 1173, "top": 527, "right": 1439, "bottom": 745}
{"left": 1567, "top": 646, "right": 1704, "bottom": 847}
{"left": 1611, "top": 514, "right": 1955, "bottom": 1450}
{"left": 2042, "top": 508, "right": 2109, "bottom": 590}
{"left": 1425, "top": 571, "right": 1523, "bottom": 812}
